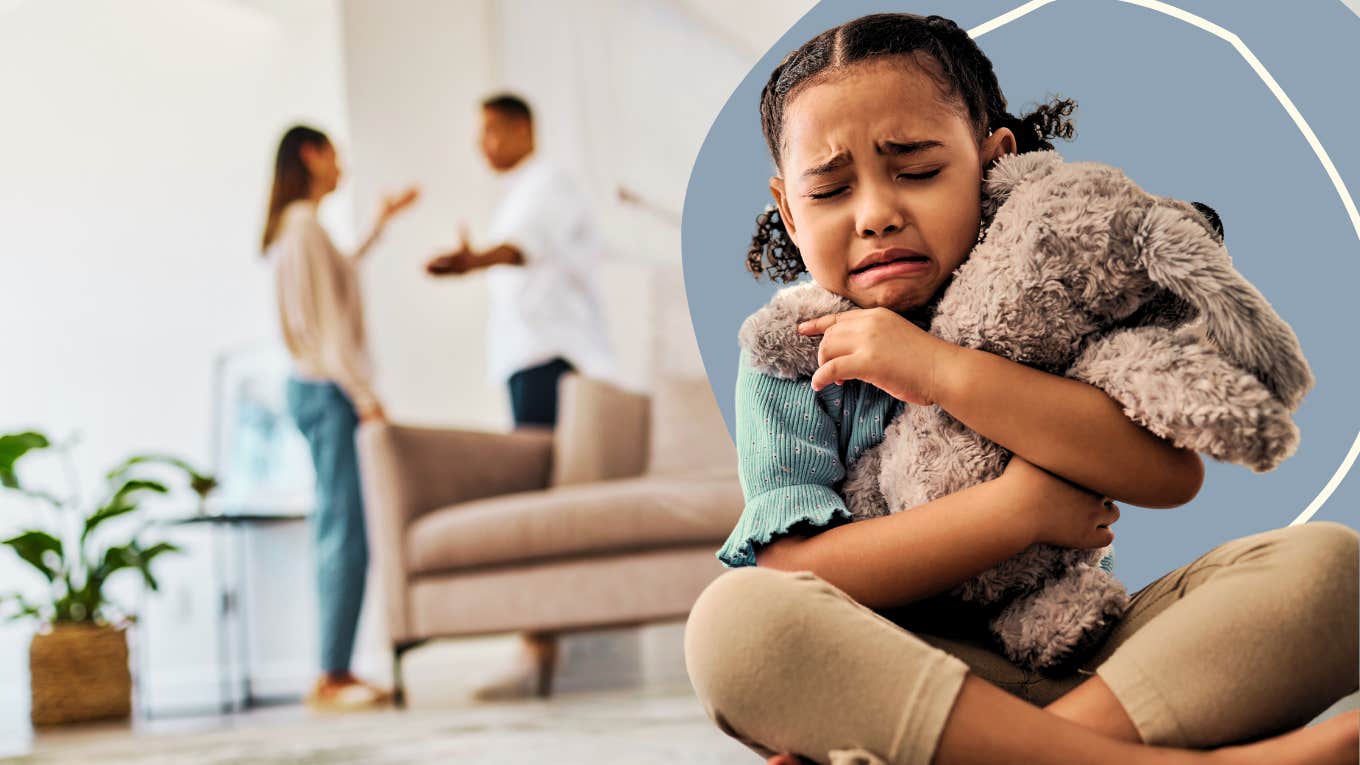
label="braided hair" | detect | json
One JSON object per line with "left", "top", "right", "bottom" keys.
{"left": 747, "top": 13, "right": 1077, "bottom": 283}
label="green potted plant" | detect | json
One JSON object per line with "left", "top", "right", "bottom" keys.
{"left": 0, "top": 431, "right": 215, "bottom": 725}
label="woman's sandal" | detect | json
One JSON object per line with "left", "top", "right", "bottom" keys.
{"left": 304, "top": 677, "right": 392, "bottom": 713}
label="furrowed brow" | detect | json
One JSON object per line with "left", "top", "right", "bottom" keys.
{"left": 878, "top": 139, "right": 944, "bottom": 156}
{"left": 800, "top": 152, "right": 851, "bottom": 179}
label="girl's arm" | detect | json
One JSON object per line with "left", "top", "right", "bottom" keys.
{"left": 802, "top": 309, "right": 1204, "bottom": 509}
{"left": 758, "top": 456, "right": 1118, "bottom": 609}
{"left": 934, "top": 345, "right": 1204, "bottom": 509}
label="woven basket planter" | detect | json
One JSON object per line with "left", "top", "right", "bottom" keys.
{"left": 29, "top": 623, "right": 131, "bottom": 726}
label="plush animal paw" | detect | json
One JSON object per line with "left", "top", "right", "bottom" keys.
{"left": 954, "top": 544, "right": 1093, "bottom": 605}
{"left": 990, "top": 562, "right": 1128, "bottom": 675}
{"left": 738, "top": 282, "right": 853, "bottom": 379}
{"left": 843, "top": 441, "right": 889, "bottom": 520}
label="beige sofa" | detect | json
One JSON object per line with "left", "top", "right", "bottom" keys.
{"left": 356, "top": 374, "right": 742, "bottom": 703}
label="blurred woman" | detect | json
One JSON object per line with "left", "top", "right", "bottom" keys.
{"left": 262, "top": 124, "right": 418, "bottom": 710}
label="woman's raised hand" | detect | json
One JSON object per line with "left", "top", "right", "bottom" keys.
{"left": 378, "top": 185, "right": 421, "bottom": 226}
{"left": 1001, "top": 455, "right": 1118, "bottom": 550}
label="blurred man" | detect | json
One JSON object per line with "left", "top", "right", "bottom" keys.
{"left": 427, "top": 93, "right": 614, "bottom": 429}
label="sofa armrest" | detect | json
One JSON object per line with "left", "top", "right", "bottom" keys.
{"left": 551, "top": 374, "right": 650, "bottom": 487}
{"left": 356, "top": 422, "right": 553, "bottom": 643}
{"left": 358, "top": 423, "right": 554, "bottom": 522}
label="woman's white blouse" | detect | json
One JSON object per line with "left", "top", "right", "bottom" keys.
{"left": 267, "top": 200, "right": 378, "bottom": 412}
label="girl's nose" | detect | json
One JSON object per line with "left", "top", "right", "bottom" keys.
{"left": 856, "top": 181, "right": 906, "bottom": 238}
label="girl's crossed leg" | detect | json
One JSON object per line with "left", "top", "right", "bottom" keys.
{"left": 1052, "top": 521, "right": 1356, "bottom": 745}
{"left": 684, "top": 522, "right": 1359, "bottom": 764}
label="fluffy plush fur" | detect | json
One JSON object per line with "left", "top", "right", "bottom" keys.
{"left": 739, "top": 151, "right": 1312, "bottom": 673}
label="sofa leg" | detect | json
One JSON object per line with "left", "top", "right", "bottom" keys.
{"left": 392, "top": 639, "right": 427, "bottom": 709}
{"left": 525, "top": 631, "right": 559, "bottom": 698}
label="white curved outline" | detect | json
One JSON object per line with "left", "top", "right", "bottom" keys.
{"left": 969, "top": 0, "right": 1360, "bottom": 526}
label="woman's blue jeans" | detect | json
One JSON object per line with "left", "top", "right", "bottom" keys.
{"left": 286, "top": 378, "right": 368, "bottom": 675}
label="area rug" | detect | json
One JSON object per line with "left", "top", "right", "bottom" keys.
{"left": 4, "top": 691, "right": 751, "bottom": 764}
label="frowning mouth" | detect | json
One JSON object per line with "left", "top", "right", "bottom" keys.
{"left": 850, "top": 247, "right": 930, "bottom": 274}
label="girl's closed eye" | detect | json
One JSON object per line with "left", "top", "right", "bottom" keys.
{"left": 807, "top": 185, "right": 848, "bottom": 200}
{"left": 897, "top": 168, "right": 941, "bottom": 181}
{"left": 807, "top": 168, "right": 941, "bottom": 200}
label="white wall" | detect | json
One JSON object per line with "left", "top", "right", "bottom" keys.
{"left": 339, "top": 0, "right": 505, "bottom": 427}
{"left": 0, "top": 0, "right": 353, "bottom": 466}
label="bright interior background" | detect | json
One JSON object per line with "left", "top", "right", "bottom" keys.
{"left": 0, "top": 0, "right": 814, "bottom": 740}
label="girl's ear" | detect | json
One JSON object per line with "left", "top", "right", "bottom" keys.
{"left": 982, "top": 127, "right": 1018, "bottom": 165}
{"left": 769, "top": 175, "right": 800, "bottom": 249}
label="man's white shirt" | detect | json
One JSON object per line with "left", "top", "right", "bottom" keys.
{"left": 483, "top": 154, "right": 615, "bottom": 385}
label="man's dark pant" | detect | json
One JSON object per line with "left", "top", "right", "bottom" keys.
{"left": 507, "top": 357, "right": 574, "bottom": 427}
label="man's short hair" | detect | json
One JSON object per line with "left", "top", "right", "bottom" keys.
{"left": 482, "top": 93, "right": 533, "bottom": 124}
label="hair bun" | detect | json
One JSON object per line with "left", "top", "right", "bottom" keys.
{"left": 746, "top": 205, "right": 805, "bottom": 283}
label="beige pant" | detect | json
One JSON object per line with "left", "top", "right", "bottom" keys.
{"left": 685, "top": 522, "right": 1359, "bottom": 765}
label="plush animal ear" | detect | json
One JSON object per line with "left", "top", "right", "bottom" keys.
{"left": 1139, "top": 199, "right": 1313, "bottom": 410}
{"left": 1189, "top": 201, "right": 1225, "bottom": 242}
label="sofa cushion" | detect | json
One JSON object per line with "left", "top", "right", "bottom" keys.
{"left": 406, "top": 470, "right": 743, "bottom": 575}
{"left": 647, "top": 377, "right": 737, "bottom": 476}
{"left": 550, "top": 375, "right": 650, "bottom": 487}
{"left": 408, "top": 546, "right": 727, "bottom": 637}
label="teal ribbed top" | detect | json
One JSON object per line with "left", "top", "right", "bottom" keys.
{"left": 718, "top": 349, "right": 1115, "bottom": 574}
{"left": 717, "top": 349, "right": 904, "bottom": 567}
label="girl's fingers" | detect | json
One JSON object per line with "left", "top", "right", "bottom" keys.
{"left": 799, "top": 309, "right": 861, "bottom": 336}
{"left": 811, "top": 355, "right": 855, "bottom": 391}
{"left": 816, "top": 327, "right": 853, "bottom": 368}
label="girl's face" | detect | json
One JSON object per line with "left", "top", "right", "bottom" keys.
{"left": 771, "top": 58, "right": 1016, "bottom": 313}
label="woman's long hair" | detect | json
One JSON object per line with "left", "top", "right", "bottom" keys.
{"left": 261, "top": 125, "right": 330, "bottom": 253}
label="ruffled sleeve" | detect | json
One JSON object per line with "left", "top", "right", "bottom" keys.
{"left": 716, "top": 351, "right": 852, "bottom": 567}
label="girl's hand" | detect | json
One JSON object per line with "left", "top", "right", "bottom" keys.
{"left": 1001, "top": 456, "right": 1118, "bottom": 549}
{"left": 798, "top": 308, "right": 961, "bottom": 405}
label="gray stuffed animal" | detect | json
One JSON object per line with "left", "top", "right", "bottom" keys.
{"left": 739, "top": 150, "right": 1313, "bottom": 673}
